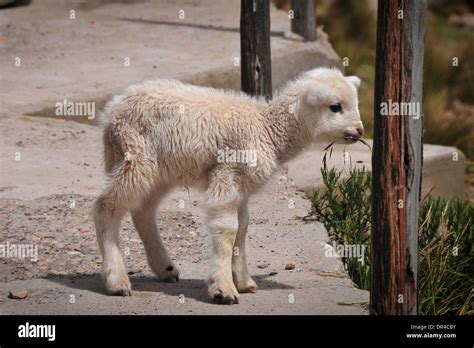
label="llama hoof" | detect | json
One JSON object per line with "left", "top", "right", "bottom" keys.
{"left": 104, "top": 273, "right": 132, "bottom": 296}
{"left": 153, "top": 263, "right": 180, "bottom": 283}
{"left": 213, "top": 292, "right": 240, "bottom": 305}
{"left": 234, "top": 275, "right": 258, "bottom": 294}
{"left": 209, "top": 281, "right": 240, "bottom": 305}
{"left": 238, "top": 285, "right": 257, "bottom": 294}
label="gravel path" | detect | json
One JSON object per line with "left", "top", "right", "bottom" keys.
{"left": 0, "top": 193, "right": 208, "bottom": 283}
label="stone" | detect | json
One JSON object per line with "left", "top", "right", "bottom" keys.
{"left": 8, "top": 289, "right": 29, "bottom": 299}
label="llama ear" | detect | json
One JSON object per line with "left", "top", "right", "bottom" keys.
{"left": 346, "top": 75, "right": 361, "bottom": 89}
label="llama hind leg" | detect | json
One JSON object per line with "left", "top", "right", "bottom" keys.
{"left": 93, "top": 158, "right": 156, "bottom": 296}
{"left": 131, "top": 188, "right": 179, "bottom": 282}
{"left": 93, "top": 191, "right": 130, "bottom": 296}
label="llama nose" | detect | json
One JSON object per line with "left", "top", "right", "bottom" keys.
{"left": 356, "top": 126, "right": 364, "bottom": 137}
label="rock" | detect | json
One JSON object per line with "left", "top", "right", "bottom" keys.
{"left": 257, "top": 263, "right": 270, "bottom": 269}
{"left": 8, "top": 289, "right": 28, "bottom": 299}
{"left": 134, "top": 291, "right": 154, "bottom": 299}
{"left": 269, "top": 272, "right": 278, "bottom": 276}
{"left": 285, "top": 263, "right": 296, "bottom": 270}
{"left": 128, "top": 268, "right": 142, "bottom": 275}
{"left": 67, "top": 251, "right": 81, "bottom": 256}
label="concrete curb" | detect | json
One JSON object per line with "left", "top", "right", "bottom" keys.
{"left": 184, "top": 28, "right": 342, "bottom": 92}
{"left": 24, "top": 28, "right": 342, "bottom": 123}
{"left": 287, "top": 141, "right": 467, "bottom": 199}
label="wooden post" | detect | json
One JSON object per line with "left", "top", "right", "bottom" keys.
{"left": 240, "top": 0, "right": 272, "bottom": 100}
{"left": 290, "top": 0, "right": 316, "bottom": 41}
{"left": 370, "top": 0, "right": 426, "bottom": 315}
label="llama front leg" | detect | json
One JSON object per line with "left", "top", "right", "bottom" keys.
{"left": 205, "top": 171, "right": 242, "bottom": 304}
{"left": 232, "top": 199, "right": 257, "bottom": 293}
{"left": 206, "top": 204, "right": 240, "bottom": 304}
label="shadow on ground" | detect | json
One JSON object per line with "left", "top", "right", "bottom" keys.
{"left": 118, "top": 17, "right": 287, "bottom": 37}
{"left": 45, "top": 273, "right": 294, "bottom": 304}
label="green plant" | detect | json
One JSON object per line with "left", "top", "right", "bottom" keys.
{"left": 308, "top": 166, "right": 371, "bottom": 290}
{"left": 307, "top": 165, "right": 473, "bottom": 315}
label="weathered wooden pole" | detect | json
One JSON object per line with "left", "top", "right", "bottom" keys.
{"left": 371, "top": 0, "right": 427, "bottom": 315}
{"left": 240, "top": 0, "right": 272, "bottom": 100}
{"left": 290, "top": 0, "right": 316, "bottom": 41}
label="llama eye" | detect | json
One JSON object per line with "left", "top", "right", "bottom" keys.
{"left": 329, "top": 103, "right": 342, "bottom": 113}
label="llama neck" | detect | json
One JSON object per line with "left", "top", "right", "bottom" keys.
{"left": 264, "top": 94, "right": 312, "bottom": 164}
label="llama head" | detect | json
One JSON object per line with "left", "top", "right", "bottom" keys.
{"left": 295, "top": 68, "right": 364, "bottom": 145}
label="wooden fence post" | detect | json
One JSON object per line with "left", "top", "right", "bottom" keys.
{"left": 290, "top": 0, "right": 316, "bottom": 41}
{"left": 370, "top": 0, "right": 427, "bottom": 315}
{"left": 240, "top": 0, "right": 272, "bottom": 100}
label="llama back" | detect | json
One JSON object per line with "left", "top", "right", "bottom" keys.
{"left": 99, "top": 79, "right": 267, "bottom": 185}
